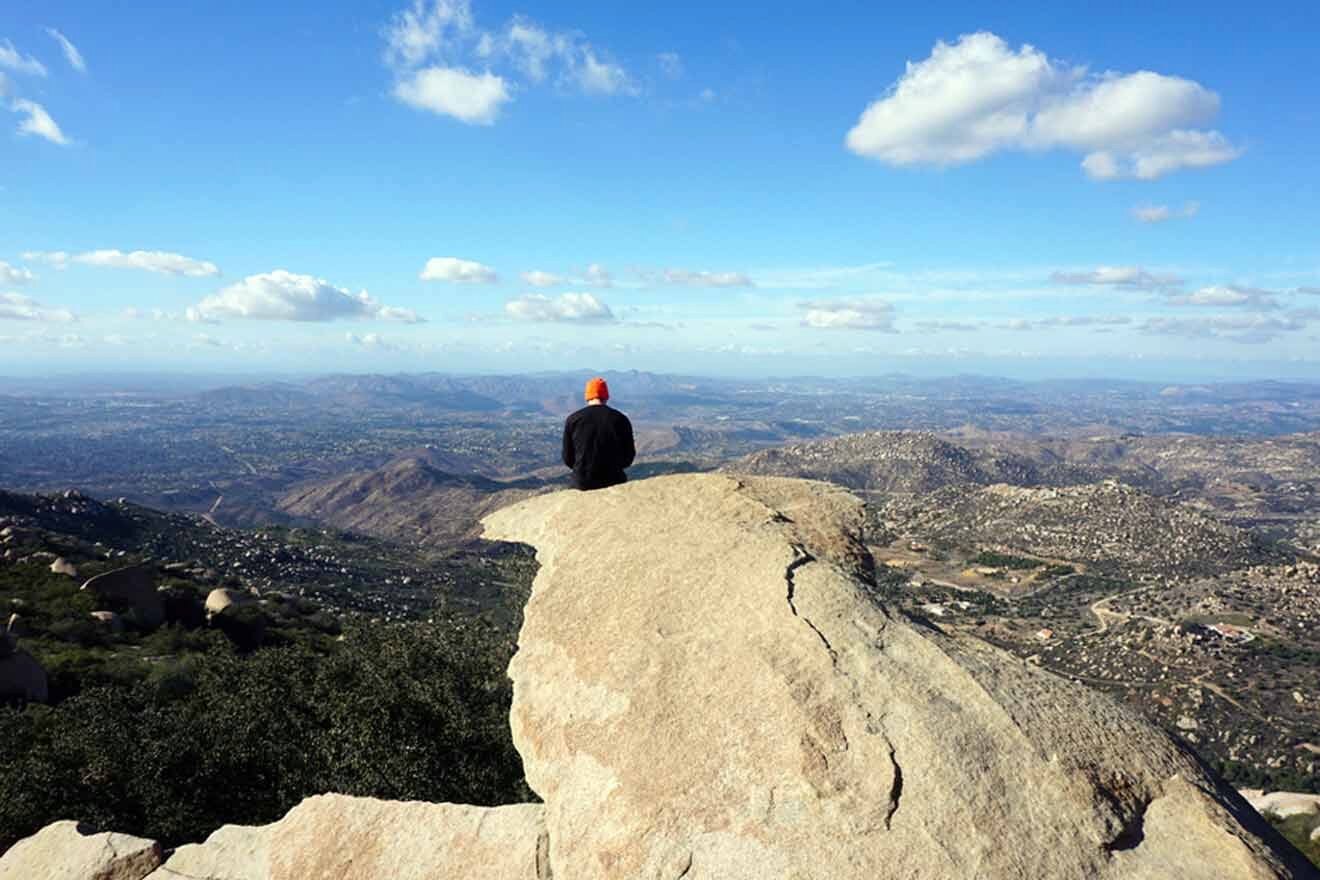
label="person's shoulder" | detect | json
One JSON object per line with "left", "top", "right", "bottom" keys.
{"left": 610, "top": 406, "right": 632, "bottom": 423}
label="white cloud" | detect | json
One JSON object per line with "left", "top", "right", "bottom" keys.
{"left": 1050, "top": 265, "right": 1182, "bottom": 290}
{"left": 22, "top": 250, "right": 68, "bottom": 266}
{"left": 45, "top": 28, "right": 85, "bottom": 73}
{"left": 393, "top": 66, "right": 510, "bottom": 124}
{"left": 661, "top": 268, "right": 754, "bottom": 287}
{"left": 346, "top": 331, "right": 399, "bottom": 350}
{"left": 383, "top": 0, "right": 474, "bottom": 68}
{"left": 419, "top": 256, "right": 498, "bottom": 283}
{"left": 0, "top": 261, "right": 34, "bottom": 285}
{"left": 845, "top": 32, "right": 1240, "bottom": 180}
{"left": 799, "top": 296, "right": 896, "bottom": 331}
{"left": 1084, "top": 131, "right": 1242, "bottom": 181}
{"left": 1132, "top": 204, "right": 1171, "bottom": 223}
{"left": 574, "top": 48, "right": 634, "bottom": 96}
{"left": 12, "top": 99, "right": 70, "bottom": 145}
{"left": 583, "top": 263, "right": 613, "bottom": 287}
{"left": 1167, "top": 284, "right": 1279, "bottom": 310}
{"left": 0, "top": 41, "right": 47, "bottom": 77}
{"left": 658, "top": 52, "right": 683, "bottom": 79}
{"left": 0, "top": 292, "right": 76, "bottom": 323}
{"left": 483, "top": 15, "right": 636, "bottom": 96}
{"left": 382, "top": 0, "right": 636, "bottom": 122}
{"left": 1132, "top": 201, "right": 1199, "bottom": 223}
{"left": 505, "top": 292, "right": 614, "bottom": 322}
{"left": 520, "top": 269, "right": 563, "bottom": 287}
{"left": 189, "top": 270, "right": 423, "bottom": 323}
{"left": 1140, "top": 313, "right": 1312, "bottom": 344}
{"left": 915, "top": 319, "right": 981, "bottom": 332}
{"left": 1002, "top": 315, "right": 1132, "bottom": 329}
{"left": 26, "top": 248, "right": 220, "bottom": 277}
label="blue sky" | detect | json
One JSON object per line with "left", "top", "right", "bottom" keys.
{"left": 3, "top": 0, "right": 1319, "bottom": 380}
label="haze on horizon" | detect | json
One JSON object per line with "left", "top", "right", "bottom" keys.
{"left": 3, "top": 1, "right": 1318, "bottom": 381}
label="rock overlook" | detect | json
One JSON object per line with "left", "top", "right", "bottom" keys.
{"left": 3, "top": 474, "right": 1316, "bottom": 879}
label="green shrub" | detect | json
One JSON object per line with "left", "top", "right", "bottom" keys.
{"left": 0, "top": 619, "right": 528, "bottom": 852}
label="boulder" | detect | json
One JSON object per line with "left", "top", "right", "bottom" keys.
{"left": 0, "top": 647, "right": 47, "bottom": 703}
{"left": 266, "top": 795, "right": 545, "bottom": 880}
{"left": 205, "top": 588, "right": 252, "bottom": 622}
{"left": 482, "top": 474, "right": 1317, "bottom": 880}
{"left": 139, "top": 796, "right": 545, "bottom": 880}
{"left": 142, "top": 824, "right": 269, "bottom": 880}
{"left": 0, "top": 820, "right": 161, "bottom": 880}
{"left": 81, "top": 565, "right": 163, "bottom": 629}
{"left": 90, "top": 610, "right": 125, "bottom": 633}
{"left": 49, "top": 557, "right": 78, "bottom": 578}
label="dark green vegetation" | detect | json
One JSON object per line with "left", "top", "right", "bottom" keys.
{"left": 1264, "top": 811, "right": 1320, "bottom": 869}
{"left": 968, "top": 550, "right": 1044, "bottom": 570}
{"left": 0, "top": 621, "right": 529, "bottom": 852}
{"left": 0, "top": 488, "right": 535, "bottom": 852}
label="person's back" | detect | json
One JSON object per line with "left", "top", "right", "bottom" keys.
{"left": 562, "top": 377, "right": 635, "bottom": 490}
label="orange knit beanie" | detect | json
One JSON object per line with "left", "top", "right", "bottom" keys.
{"left": 585, "top": 377, "right": 609, "bottom": 402}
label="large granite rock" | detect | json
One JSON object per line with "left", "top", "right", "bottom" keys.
{"left": 0, "top": 820, "right": 161, "bottom": 880}
{"left": 139, "top": 796, "right": 545, "bottom": 880}
{"left": 81, "top": 565, "right": 163, "bottom": 629}
{"left": 0, "top": 615, "right": 47, "bottom": 703}
{"left": 482, "top": 473, "right": 1317, "bottom": 880}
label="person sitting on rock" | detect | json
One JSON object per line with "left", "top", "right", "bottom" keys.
{"left": 562, "top": 377, "right": 635, "bottom": 491}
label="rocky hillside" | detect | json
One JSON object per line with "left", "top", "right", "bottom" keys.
{"left": 277, "top": 454, "right": 544, "bottom": 548}
{"left": 728, "top": 430, "right": 1085, "bottom": 494}
{"left": 734, "top": 428, "right": 1320, "bottom": 553}
{"left": 7, "top": 475, "right": 1316, "bottom": 878}
{"left": 882, "top": 480, "right": 1278, "bottom": 576}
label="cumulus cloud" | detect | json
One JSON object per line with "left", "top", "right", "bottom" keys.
{"left": 1132, "top": 201, "right": 1200, "bottom": 223}
{"left": 25, "top": 248, "right": 220, "bottom": 277}
{"left": 0, "top": 292, "right": 76, "bottom": 323}
{"left": 45, "top": 28, "right": 85, "bottom": 73}
{"left": 0, "top": 41, "right": 47, "bottom": 77}
{"left": 393, "top": 66, "right": 510, "bottom": 124}
{"left": 799, "top": 296, "right": 896, "bottom": 331}
{"left": 0, "top": 261, "right": 34, "bottom": 285}
{"left": 1140, "top": 313, "right": 1312, "bottom": 344}
{"left": 419, "top": 256, "right": 497, "bottom": 283}
{"left": 189, "top": 270, "right": 423, "bottom": 324}
{"left": 845, "top": 32, "right": 1240, "bottom": 180}
{"left": 1050, "top": 265, "right": 1182, "bottom": 290}
{"left": 505, "top": 291, "right": 614, "bottom": 322}
{"left": 660, "top": 268, "right": 754, "bottom": 287}
{"left": 520, "top": 269, "right": 563, "bottom": 287}
{"left": 12, "top": 99, "right": 70, "bottom": 145}
{"left": 382, "top": 0, "right": 636, "bottom": 124}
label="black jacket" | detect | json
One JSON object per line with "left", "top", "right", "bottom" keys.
{"left": 562, "top": 404, "right": 635, "bottom": 490}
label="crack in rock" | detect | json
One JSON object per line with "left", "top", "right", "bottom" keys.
{"left": 784, "top": 545, "right": 837, "bottom": 664}
{"left": 536, "top": 830, "right": 554, "bottom": 879}
{"left": 883, "top": 741, "right": 904, "bottom": 830}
